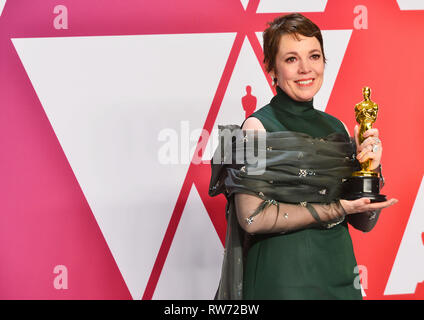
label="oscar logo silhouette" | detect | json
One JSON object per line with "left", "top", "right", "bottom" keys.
{"left": 341, "top": 87, "right": 386, "bottom": 202}
{"left": 242, "top": 85, "right": 257, "bottom": 118}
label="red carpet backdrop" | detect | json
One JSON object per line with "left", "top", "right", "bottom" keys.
{"left": 0, "top": 0, "right": 423, "bottom": 299}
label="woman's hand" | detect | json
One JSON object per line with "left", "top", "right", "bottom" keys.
{"left": 354, "top": 124, "right": 382, "bottom": 171}
{"left": 340, "top": 197, "right": 398, "bottom": 215}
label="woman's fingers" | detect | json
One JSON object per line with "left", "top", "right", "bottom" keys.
{"left": 357, "top": 149, "right": 376, "bottom": 162}
{"left": 355, "top": 126, "right": 380, "bottom": 152}
{"left": 368, "top": 198, "right": 398, "bottom": 210}
{"left": 360, "top": 136, "right": 381, "bottom": 152}
{"left": 345, "top": 197, "right": 398, "bottom": 214}
{"left": 354, "top": 125, "right": 360, "bottom": 149}
{"left": 362, "top": 128, "right": 379, "bottom": 139}
{"left": 355, "top": 197, "right": 398, "bottom": 212}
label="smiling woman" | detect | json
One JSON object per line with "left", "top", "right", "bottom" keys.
{"left": 210, "top": 12, "right": 397, "bottom": 300}
{"left": 269, "top": 34, "right": 324, "bottom": 102}
{"left": 263, "top": 13, "right": 327, "bottom": 103}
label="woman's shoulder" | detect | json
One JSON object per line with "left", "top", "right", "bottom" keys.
{"left": 316, "top": 110, "right": 351, "bottom": 136}
{"left": 241, "top": 116, "right": 266, "bottom": 130}
{"left": 242, "top": 104, "right": 274, "bottom": 129}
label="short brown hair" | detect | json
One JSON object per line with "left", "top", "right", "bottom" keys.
{"left": 263, "top": 13, "right": 326, "bottom": 73}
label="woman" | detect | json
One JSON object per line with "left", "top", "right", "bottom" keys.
{"left": 209, "top": 13, "right": 397, "bottom": 300}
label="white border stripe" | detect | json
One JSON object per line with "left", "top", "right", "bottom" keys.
{"left": 397, "top": 0, "right": 424, "bottom": 10}
{"left": 257, "top": 0, "right": 328, "bottom": 13}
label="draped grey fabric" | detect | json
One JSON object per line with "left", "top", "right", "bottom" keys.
{"left": 208, "top": 124, "right": 361, "bottom": 300}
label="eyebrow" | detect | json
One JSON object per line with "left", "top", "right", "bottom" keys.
{"left": 284, "top": 49, "right": 321, "bottom": 56}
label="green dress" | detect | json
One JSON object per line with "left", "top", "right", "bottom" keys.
{"left": 242, "top": 86, "right": 363, "bottom": 300}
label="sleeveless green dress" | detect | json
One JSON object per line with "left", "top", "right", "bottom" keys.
{"left": 242, "top": 86, "right": 363, "bottom": 300}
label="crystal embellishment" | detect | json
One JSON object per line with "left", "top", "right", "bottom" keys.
{"left": 368, "top": 211, "right": 377, "bottom": 220}
{"left": 325, "top": 216, "right": 345, "bottom": 229}
{"left": 318, "top": 189, "right": 327, "bottom": 195}
{"left": 258, "top": 192, "right": 264, "bottom": 197}
{"left": 283, "top": 213, "right": 289, "bottom": 219}
{"left": 246, "top": 217, "right": 254, "bottom": 225}
{"left": 299, "top": 169, "right": 315, "bottom": 177}
{"left": 300, "top": 201, "right": 307, "bottom": 207}
{"left": 266, "top": 199, "right": 278, "bottom": 206}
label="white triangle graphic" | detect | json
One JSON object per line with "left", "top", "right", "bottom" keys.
{"left": 153, "top": 184, "right": 223, "bottom": 299}
{"left": 384, "top": 175, "right": 424, "bottom": 295}
{"left": 12, "top": 33, "right": 236, "bottom": 299}
{"left": 240, "top": 0, "right": 249, "bottom": 11}
{"left": 255, "top": 30, "right": 352, "bottom": 112}
{"left": 0, "top": 0, "right": 6, "bottom": 17}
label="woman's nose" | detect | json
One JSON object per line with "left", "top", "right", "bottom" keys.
{"left": 298, "top": 59, "right": 311, "bottom": 74}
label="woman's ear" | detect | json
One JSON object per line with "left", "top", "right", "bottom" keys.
{"left": 269, "top": 69, "right": 277, "bottom": 86}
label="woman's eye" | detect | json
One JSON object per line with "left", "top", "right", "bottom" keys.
{"left": 286, "top": 57, "right": 296, "bottom": 63}
{"left": 311, "top": 54, "right": 321, "bottom": 60}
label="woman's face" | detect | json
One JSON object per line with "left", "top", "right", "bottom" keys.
{"left": 271, "top": 33, "right": 324, "bottom": 102}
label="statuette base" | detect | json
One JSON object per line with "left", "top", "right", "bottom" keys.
{"left": 341, "top": 176, "right": 387, "bottom": 203}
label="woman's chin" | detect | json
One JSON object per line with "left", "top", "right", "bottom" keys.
{"left": 283, "top": 83, "right": 321, "bottom": 102}
{"left": 294, "top": 92, "right": 315, "bottom": 102}
{"left": 293, "top": 80, "right": 322, "bottom": 101}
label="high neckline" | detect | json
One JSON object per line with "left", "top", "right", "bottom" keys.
{"left": 270, "top": 85, "right": 316, "bottom": 118}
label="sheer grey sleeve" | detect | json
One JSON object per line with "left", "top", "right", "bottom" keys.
{"left": 346, "top": 209, "right": 381, "bottom": 232}
{"left": 234, "top": 193, "right": 346, "bottom": 234}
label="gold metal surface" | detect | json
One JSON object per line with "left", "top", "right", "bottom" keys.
{"left": 352, "top": 86, "right": 379, "bottom": 177}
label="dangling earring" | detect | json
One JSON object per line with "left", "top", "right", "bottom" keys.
{"left": 272, "top": 77, "right": 277, "bottom": 86}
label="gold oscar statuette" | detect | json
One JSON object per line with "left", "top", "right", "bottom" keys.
{"left": 341, "top": 87, "right": 387, "bottom": 202}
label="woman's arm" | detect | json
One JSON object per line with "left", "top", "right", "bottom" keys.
{"left": 345, "top": 208, "right": 382, "bottom": 232}
{"left": 235, "top": 193, "right": 397, "bottom": 235}
{"left": 235, "top": 193, "right": 346, "bottom": 234}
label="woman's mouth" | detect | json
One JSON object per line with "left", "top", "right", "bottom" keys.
{"left": 295, "top": 78, "right": 314, "bottom": 87}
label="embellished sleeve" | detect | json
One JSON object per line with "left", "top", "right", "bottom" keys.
{"left": 234, "top": 193, "right": 346, "bottom": 234}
